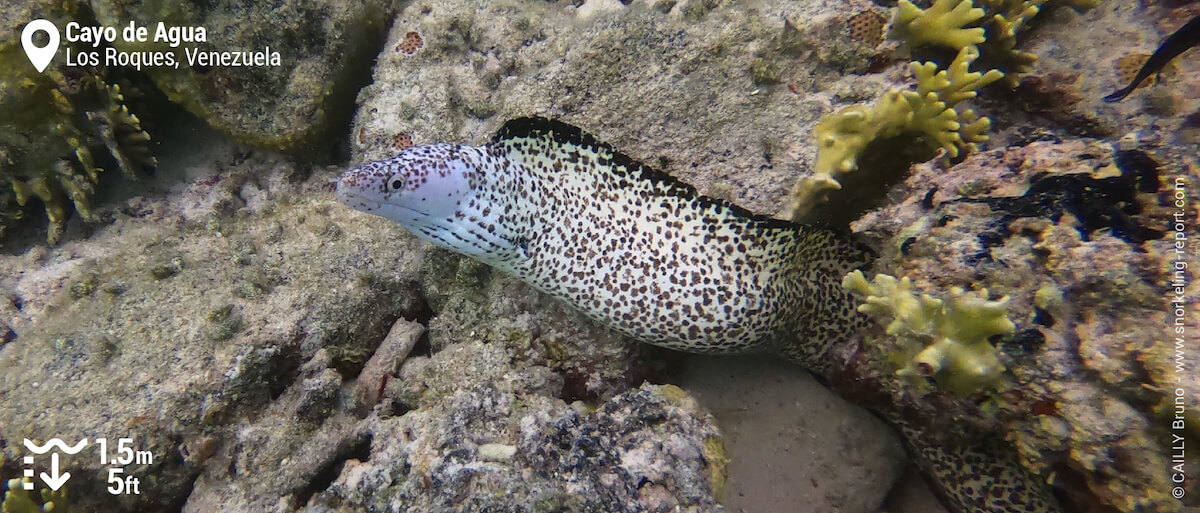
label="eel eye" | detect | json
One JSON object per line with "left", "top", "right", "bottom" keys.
{"left": 391, "top": 179, "right": 404, "bottom": 190}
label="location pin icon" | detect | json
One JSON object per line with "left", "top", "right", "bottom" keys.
{"left": 22, "top": 19, "right": 60, "bottom": 73}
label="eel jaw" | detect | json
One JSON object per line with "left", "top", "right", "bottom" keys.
{"left": 335, "top": 186, "right": 437, "bottom": 228}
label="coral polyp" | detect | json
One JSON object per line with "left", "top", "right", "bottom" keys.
{"left": 0, "top": 38, "right": 155, "bottom": 243}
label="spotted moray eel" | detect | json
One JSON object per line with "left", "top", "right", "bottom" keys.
{"left": 337, "top": 117, "right": 1062, "bottom": 513}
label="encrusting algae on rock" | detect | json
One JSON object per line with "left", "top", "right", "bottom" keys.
{"left": 846, "top": 138, "right": 1200, "bottom": 513}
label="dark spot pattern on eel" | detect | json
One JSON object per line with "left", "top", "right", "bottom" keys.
{"left": 335, "top": 117, "right": 1065, "bottom": 513}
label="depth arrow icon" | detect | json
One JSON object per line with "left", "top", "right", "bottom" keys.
{"left": 40, "top": 453, "right": 71, "bottom": 491}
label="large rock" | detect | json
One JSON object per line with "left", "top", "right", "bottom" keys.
{"left": 848, "top": 139, "right": 1199, "bottom": 513}
{"left": 672, "top": 355, "right": 906, "bottom": 513}
{"left": 182, "top": 337, "right": 727, "bottom": 513}
{"left": 0, "top": 126, "right": 427, "bottom": 510}
{"left": 10, "top": 0, "right": 1189, "bottom": 512}
{"left": 89, "top": 0, "right": 395, "bottom": 151}
{"left": 350, "top": 0, "right": 885, "bottom": 217}
{"left": 302, "top": 343, "right": 725, "bottom": 513}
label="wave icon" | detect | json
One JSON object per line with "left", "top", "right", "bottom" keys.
{"left": 23, "top": 438, "right": 88, "bottom": 455}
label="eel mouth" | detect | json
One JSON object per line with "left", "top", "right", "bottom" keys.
{"left": 335, "top": 185, "right": 435, "bottom": 221}
{"left": 333, "top": 185, "right": 381, "bottom": 212}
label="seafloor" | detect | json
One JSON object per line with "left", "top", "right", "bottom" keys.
{"left": 1, "top": 0, "right": 1198, "bottom": 512}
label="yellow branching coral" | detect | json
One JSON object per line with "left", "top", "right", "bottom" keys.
{"left": 794, "top": 46, "right": 1002, "bottom": 217}
{"left": 891, "top": 0, "right": 1100, "bottom": 85}
{"left": 915, "top": 45, "right": 1006, "bottom": 106}
{"left": 793, "top": 0, "right": 1102, "bottom": 221}
{"left": 978, "top": 0, "right": 1044, "bottom": 85}
{"left": 843, "top": 270, "right": 1013, "bottom": 396}
{"left": 2, "top": 478, "right": 69, "bottom": 513}
{"left": 0, "top": 60, "right": 155, "bottom": 243}
{"left": 913, "top": 46, "right": 1006, "bottom": 155}
{"left": 0, "top": 0, "right": 156, "bottom": 243}
{"left": 978, "top": 0, "right": 1047, "bottom": 18}
{"left": 890, "top": 0, "right": 987, "bottom": 52}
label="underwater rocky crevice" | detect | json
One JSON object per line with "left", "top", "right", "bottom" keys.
{"left": 800, "top": 133, "right": 944, "bottom": 228}
{"left": 289, "top": 432, "right": 373, "bottom": 507}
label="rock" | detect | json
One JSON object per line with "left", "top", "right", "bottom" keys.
{"left": 0, "top": 114, "right": 712, "bottom": 512}
{"left": 1001, "top": 2, "right": 1200, "bottom": 147}
{"left": 7, "top": 1, "right": 1189, "bottom": 512}
{"left": 0, "top": 127, "right": 428, "bottom": 510}
{"left": 351, "top": 0, "right": 883, "bottom": 219}
{"left": 671, "top": 355, "right": 906, "bottom": 513}
{"left": 181, "top": 339, "right": 725, "bottom": 512}
{"left": 849, "top": 139, "right": 1200, "bottom": 513}
{"left": 88, "top": 0, "right": 395, "bottom": 151}
{"left": 300, "top": 343, "right": 725, "bottom": 513}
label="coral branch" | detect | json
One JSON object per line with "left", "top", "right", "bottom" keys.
{"left": 794, "top": 46, "right": 1002, "bottom": 219}
{"left": 890, "top": 0, "right": 987, "bottom": 52}
{"left": 843, "top": 271, "right": 1012, "bottom": 396}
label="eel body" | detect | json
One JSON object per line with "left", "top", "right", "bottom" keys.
{"left": 337, "top": 117, "right": 1061, "bottom": 513}
{"left": 337, "top": 117, "right": 870, "bottom": 373}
